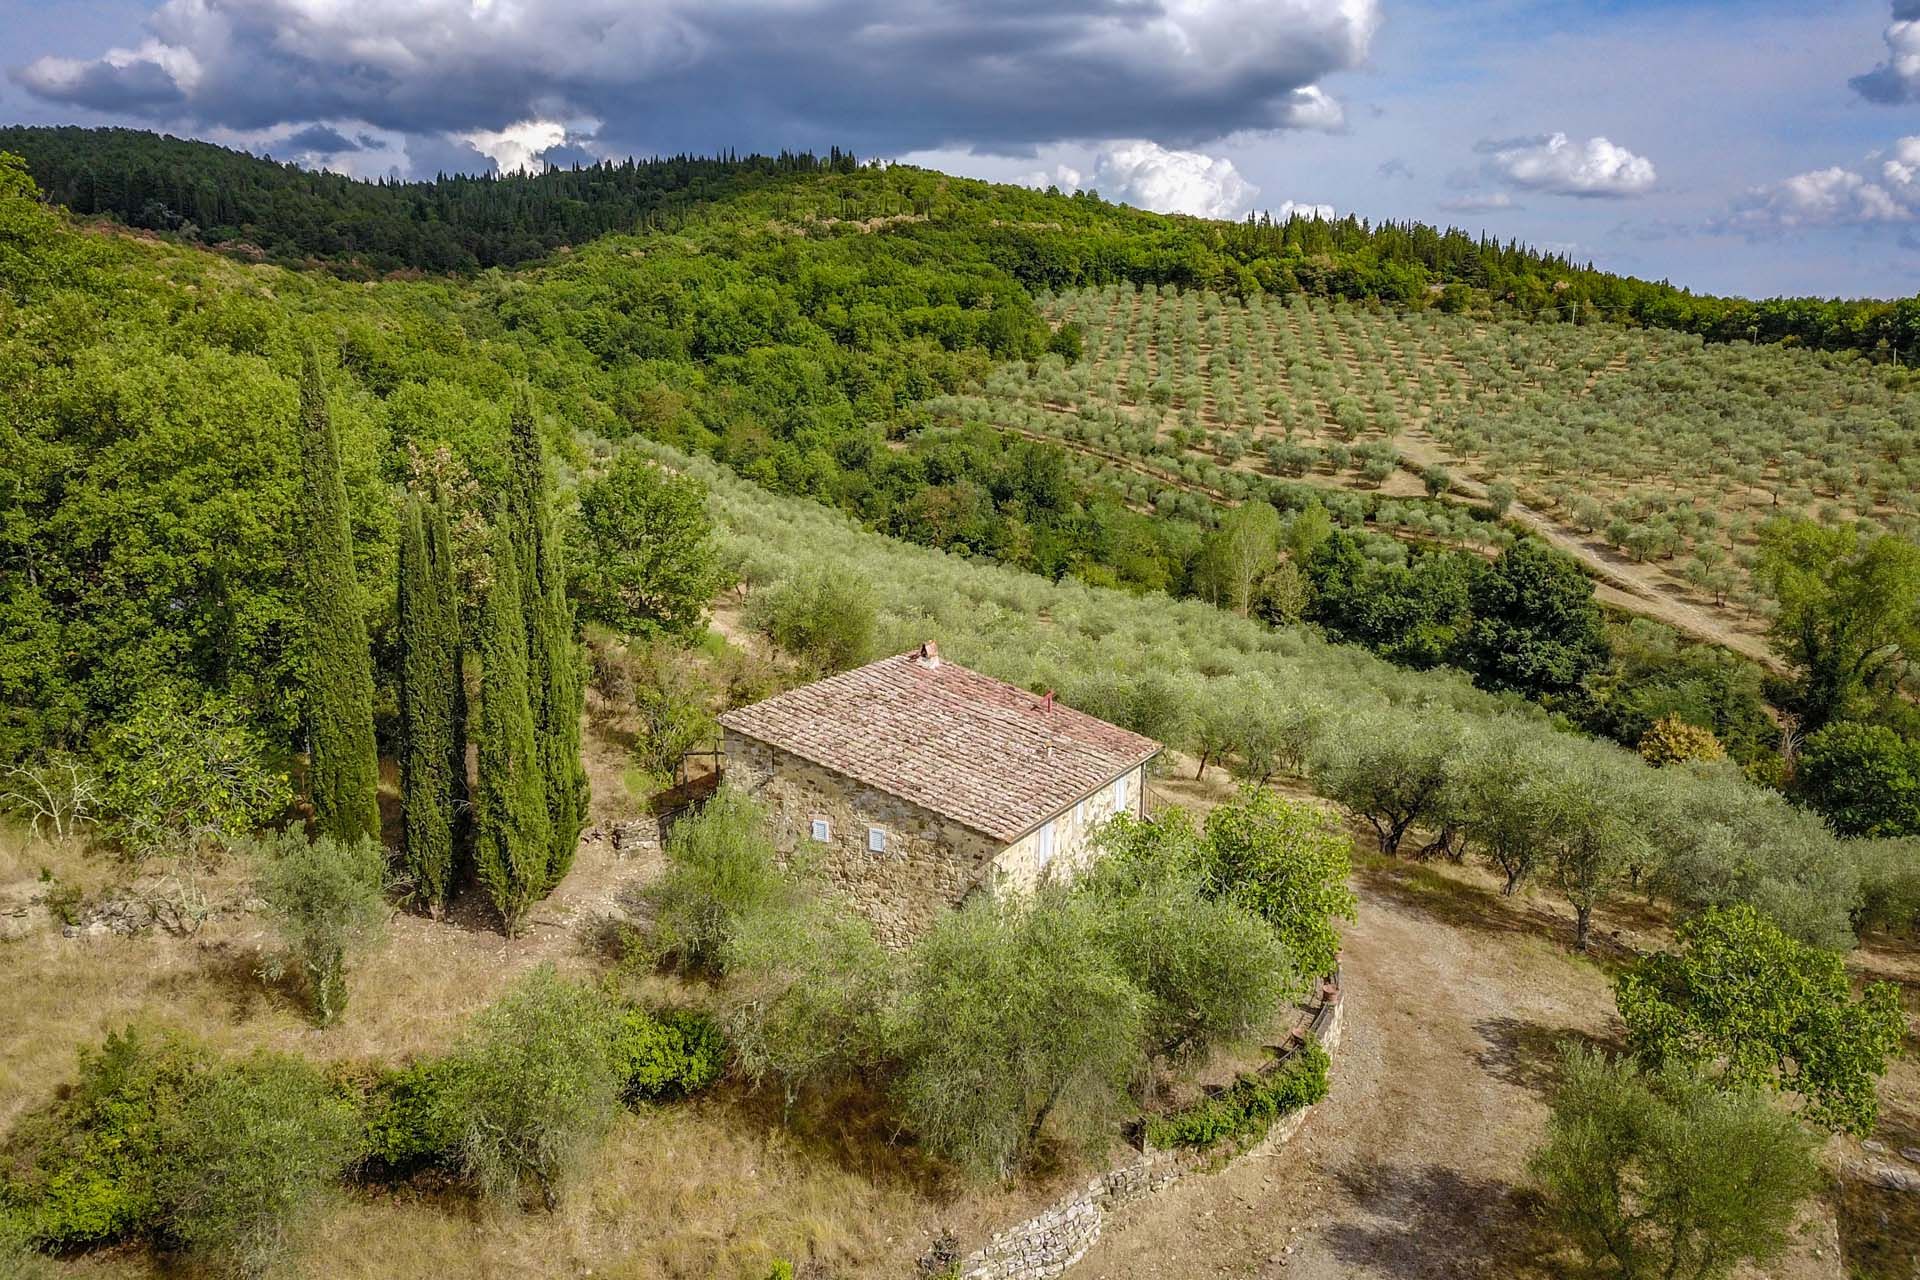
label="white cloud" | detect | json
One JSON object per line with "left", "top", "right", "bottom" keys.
{"left": 1268, "top": 200, "right": 1336, "bottom": 220}
{"left": 1089, "top": 140, "right": 1259, "bottom": 219}
{"left": 1437, "top": 192, "right": 1517, "bottom": 213}
{"left": 461, "top": 119, "right": 590, "bottom": 174}
{"left": 1276, "top": 85, "right": 1346, "bottom": 131}
{"left": 1722, "top": 137, "right": 1920, "bottom": 231}
{"left": 1852, "top": 3, "right": 1920, "bottom": 104}
{"left": 1478, "top": 132, "right": 1656, "bottom": 198}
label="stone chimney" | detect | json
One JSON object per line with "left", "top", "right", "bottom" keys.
{"left": 916, "top": 639, "right": 940, "bottom": 668}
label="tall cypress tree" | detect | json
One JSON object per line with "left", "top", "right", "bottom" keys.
{"left": 472, "top": 509, "right": 550, "bottom": 934}
{"left": 397, "top": 494, "right": 461, "bottom": 912}
{"left": 506, "top": 396, "right": 587, "bottom": 891}
{"left": 296, "top": 343, "right": 381, "bottom": 844}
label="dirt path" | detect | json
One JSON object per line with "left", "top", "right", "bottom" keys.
{"left": 1073, "top": 863, "right": 1845, "bottom": 1280}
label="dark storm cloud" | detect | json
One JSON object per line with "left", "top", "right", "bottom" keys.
{"left": 10, "top": 0, "right": 1379, "bottom": 157}
{"left": 283, "top": 123, "right": 359, "bottom": 153}
{"left": 1852, "top": 1, "right": 1920, "bottom": 104}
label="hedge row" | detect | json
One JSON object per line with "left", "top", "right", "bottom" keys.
{"left": 1144, "top": 1038, "right": 1331, "bottom": 1151}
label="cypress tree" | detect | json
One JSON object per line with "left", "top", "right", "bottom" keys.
{"left": 506, "top": 397, "right": 588, "bottom": 891}
{"left": 296, "top": 343, "right": 381, "bottom": 844}
{"left": 472, "top": 509, "right": 550, "bottom": 934}
{"left": 397, "top": 494, "right": 461, "bottom": 912}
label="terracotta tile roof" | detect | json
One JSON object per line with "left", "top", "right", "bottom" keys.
{"left": 718, "top": 644, "right": 1160, "bottom": 843}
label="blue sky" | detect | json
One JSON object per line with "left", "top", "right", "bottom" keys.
{"left": 4, "top": 0, "right": 1918, "bottom": 298}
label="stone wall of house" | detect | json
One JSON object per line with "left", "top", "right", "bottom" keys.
{"left": 944, "top": 974, "right": 1346, "bottom": 1280}
{"left": 722, "top": 729, "right": 1003, "bottom": 945}
{"left": 988, "top": 764, "right": 1146, "bottom": 896}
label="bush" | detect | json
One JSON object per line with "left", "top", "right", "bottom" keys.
{"left": 611, "top": 1007, "right": 726, "bottom": 1102}
{"left": 1851, "top": 836, "right": 1920, "bottom": 935}
{"left": 0, "top": 1028, "right": 209, "bottom": 1250}
{"left": 1614, "top": 905, "right": 1904, "bottom": 1136}
{"left": 155, "top": 1052, "right": 358, "bottom": 1279}
{"left": 1529, "top": 1047, "right": 1821, "bottom": 1280}
{"left": 1145, "top": 1040, "right": 1330, "bottom": 1150}
{"left": 252, "top": 830, "right": 390, "bottom": 1026}
{"left": 894, "top": 893, "right": 1144, "bottom": 1181}
{"left": 635, "top": 787, "right": 799, "bottom": 976}
{"left": 357, "top": 1058, "right": 463, "bottom": 1180}
{"left": 444, "top": 968, "right": 623, "bottom": 1209}
{"left": 1637, "top": 715, "right": 1726, "bottom": 767}
{"left": 1, "top": 1030, "right": 354, "bottom": 1279}
{"left": 749, "top": 566, "right": 876, "bottom": 674}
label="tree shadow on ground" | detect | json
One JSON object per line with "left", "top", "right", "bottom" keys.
{"left": 1472, "top": 1016, "right": 1620, "bottom": 1096}
{"left": 1320, "top": 1159, "right": 1561, "bottom": 1278}
{"left": 1354, "top": 859, "right": 1638, "bottom": 971}
{"left": 155, "top": 939, "right": 304, "bottom": 1022}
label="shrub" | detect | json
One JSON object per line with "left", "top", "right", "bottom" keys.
{"left": 1145, "top": 1040, "right": 1330, "bottom": 1150}
{"left": 894, "top": 893, "right": 1144, "bottom": 1181}
{"left": 1614, "top": 905, "right": 1904, "bottom": 1136}
{"left": 1529, "top": 1047, "right": 1821, "bottom": 1280}
{"left": 749, "top": 566, "right": 876, "bottom": 674}
{"left": 1637, "top": 715, "right": 1726, "bottom": 767}
{"left": 0, "top": 1028, "right": 209, "bottom": 1250}
{"left": 444, "top": 968, "right": 623, "bottom": 1209}
{"left": 357, "top": 1058, "right": 463, "bottom": 1179}
{"left": 1851, "top": 836, "right": 1920, "bottom": 935}
{"left": 155, "top": 1052, "right": 358, "bottom": 1280}
{"left": 1199, "top": 791, "right": 1355, "bottom": 980}
{"left": 251, "top": 830, "right": 390, "bottom": 1026}
{"left": 611, "top": 1007, "right": 727, "bottom": 1102}
{"left": 635, "top": 787, "right": 799, "bottom": 976}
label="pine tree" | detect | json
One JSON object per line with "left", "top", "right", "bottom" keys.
{"left": 506, "top": 396, "right": 588, "bottom": 891}
{"left": 472, "top": 509, "right": 550, "bottom": 933}
{"left": 296, "top": 342, "right": 381, "bottom": 844}
{"left": 397, "top": 494, "right": 462, "bottom": 912}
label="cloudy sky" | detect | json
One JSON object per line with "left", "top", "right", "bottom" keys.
{"left": 4, "top": 0, "right": 1918, "bottom": 298}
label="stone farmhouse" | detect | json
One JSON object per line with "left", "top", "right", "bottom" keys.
{"left": 717, "top": 641, "right": 1161, "bottom": 943}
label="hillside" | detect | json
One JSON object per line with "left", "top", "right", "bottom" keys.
{"left": 930, "top": 285, "right": 1920, "bottom": 659}
{"left": 5, "top": 125, "right": 1919, "bottom": 356}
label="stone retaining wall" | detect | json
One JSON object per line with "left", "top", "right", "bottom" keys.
{"left": 942, "top": 971, "right": 1346, "bottom": 1280}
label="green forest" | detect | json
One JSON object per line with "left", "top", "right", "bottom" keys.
{"left": 6, "top": 125, "right": 1920, "bottom": 357}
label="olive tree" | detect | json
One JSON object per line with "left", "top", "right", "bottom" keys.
{"left": 894, "top": 893, "right": 1144, "bottom": 1181}
{"left": 1529, "top": 1047, "right": 1821, "bottom": 1280}
{"left": 1310, "top": 714, "right": 1454, "bottom": 856}
{"left": 253, "top": 831, "right": 390, "bottom": 1026}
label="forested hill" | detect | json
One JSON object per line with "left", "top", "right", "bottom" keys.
{"left": 4, "top": 124, "right": 1917, "bottom": 359}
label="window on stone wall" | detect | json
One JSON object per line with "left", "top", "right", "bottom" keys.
{"left": 868, "top": 826, "right": 886, "bottom": 853}
{"left": 1076, "top": 798, "right": 1087, "bottom": 826}
{"left": 1114, "top": 771, "right": 1131, "bottom": 813}
{"left": 810, "top": 817, "right": 830, "bottom": 842}
{"left": 1037, "top": 820, "right": 1055, "bottom": 869}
